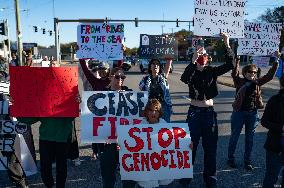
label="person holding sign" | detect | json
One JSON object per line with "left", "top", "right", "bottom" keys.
{"left": 261, "top": 74, "right": 284, "bottom": 188}
{"left": 79, "top": 59, "right": 111, "bottom": 159}
{"left": 227, "top": 50, "right": 280, "bottom": 170}
{"left": 136, "top": 99, "right": 173, "bottom": 188}
{"left": 180, "top": 33, "right": 234, "bottom": 188}
{"left": 139, "top": 59, "right": 172, "bottom": 122}
{"left": 99, "top": 67, "right": 136, "bottom": 188}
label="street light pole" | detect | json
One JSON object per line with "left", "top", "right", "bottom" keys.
{"left": 14, "top": 0, "right": 23, "bottom": 66}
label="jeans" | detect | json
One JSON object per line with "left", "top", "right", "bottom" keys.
{"left": 263, "top": 151, "right": 284, "bottom": 188}
{"left": 161, "top": 101, "right": 172, "bottom": 123}
{"left": 39, "top": 140, "right": 68, "bottom": 188}
{"left": 100, "top": 144, "right": 136, "bottom": 188}
{"left": 180, "top": 106, "right": 218, "bottom": 187}
{"left": 228, "top": 110, "right": 259, "bottom": 163}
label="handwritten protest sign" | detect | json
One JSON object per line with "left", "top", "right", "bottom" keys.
{"left": 238, "top": 22, "right": 282, "bottom": 56}
{"left": 194, "top": 0, "right": 246, "bottom": 37}
{"left": 41, "top": 61, "right": 51, "bottom": 67}
{"left": 77, "top": 23, "right": 124, "bottom": 60}
{"left": 117, "top": 123, "right": 192, "bottom": 181}
{"left": 10, "top": 67, "right": 79, "bottom": 117}
{"left": 138, "top": 34, "right": 178, "bottom": 59}
{"left": 0, "top": 120, "right": 27, "bottom": 152}
{"left": 0, "top": 156, "right": 8, "bottom": 170}
{"left": 0, "top": 81, "right": 9, "bottom": 95}
{"left": 81, "top": 91, "right": 148, "bottom": 143}
{"left": 252, "top": 56, "right": 270, "bottom": 68}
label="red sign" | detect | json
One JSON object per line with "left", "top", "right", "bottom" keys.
{"left": 10, "top": 67, "right": 79, "bottom": 117}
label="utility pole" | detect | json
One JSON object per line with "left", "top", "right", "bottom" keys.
{"left": 14, "top": 0, "right": 23, "bottom": 66}
{"left": 5, "top": 19, "right": 11, "bottom": 62}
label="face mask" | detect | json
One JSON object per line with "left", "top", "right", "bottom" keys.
{"left": 196, "top": 56, "right": 206, "bottom": 65}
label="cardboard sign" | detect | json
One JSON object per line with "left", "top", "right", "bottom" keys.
{"left": 194, "top": 0, "right": 246, "bottom": 37}
{"left": 138, "top": 34, "right": 178, "bottom": 59}
{"left": 41, "top": 61, "right": 51, "bottom": 67}
{"left": 238, "top": 22, "right": 282, "bottom": 56}
{"left": 80, "top": 91, "right": 148, "bottom": 143}
{"left": 77, "top": 23, "right": 124, "bottom": 60}
{"left": 0, "top": 81, "right": 9, "bottom": 95}
{"left": 117, "top": 123, "right": 192, "bottom": 181}
{"left": 0, "top": 156, "right": 8, "bottom": 170}
{"left": 10, "top": 66, "right": 79, "bottom": 117}
{"left": 0, "top": 120, "right": 28, "bottom": 152}
{"left": 252, "top": 56, "right": 270, "bottom": 68}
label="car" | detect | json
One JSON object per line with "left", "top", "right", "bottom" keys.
{"left": 139, "top": 59, "right": 149, "bottom": 73}
{"left": 112, "top": 57, "right": 132, "bottom": 71}
{"left": 139, "top": 59, "right": 173, "bottom": 73}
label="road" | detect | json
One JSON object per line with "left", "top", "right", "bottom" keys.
{"left": 1, "top": 63, "right": 282, "bottom": 188}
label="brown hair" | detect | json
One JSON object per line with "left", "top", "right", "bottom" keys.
{"left": 142, "top": 99, "right": 163, "bottom": 119}
{"left": 147, "top": 59, "right": 162, "bottom": 75}
{"left": 110, "top": 67, "right": 124, "bottom": 76}
{"left": 242, "top": 64, "right": 257, "bottom": 77}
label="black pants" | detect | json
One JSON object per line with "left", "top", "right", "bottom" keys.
{"left": 2, "top": 151, "right": 27, "bottom": 187}
{"left": 39, "top": 140, "right": 68, "bottom": 188}
{"left": 100, "top": 144, "right": 136, "bottom": 188}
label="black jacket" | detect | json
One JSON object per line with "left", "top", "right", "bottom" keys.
{"left": 261, "top": 89, "right": 284, "bottom": 153}
{"left": 181, "top": 48, "right": 234, "bottom": 100}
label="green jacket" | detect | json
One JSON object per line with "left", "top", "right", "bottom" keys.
{"left": 17, "top": 117, "right": 75, "bottom": 143}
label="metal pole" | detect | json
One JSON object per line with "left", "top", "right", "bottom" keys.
{"left": 54, "top": 18, "right": 60, "bottom": 63}
{"left": 6, "top": 19, "right": 11, "bottom": 63}
{"left": 14, "top": 0, "right": 23, "bottom": 66}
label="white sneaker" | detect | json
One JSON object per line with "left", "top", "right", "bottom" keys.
{"left": 73, "top": 158, "right": 81, "bottom": 166}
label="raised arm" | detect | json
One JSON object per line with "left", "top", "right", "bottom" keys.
{"left": 231, "top": 57, "right": 242, "bottom": 87}
{"left": 79, "top": 59, "right": 99, "bottom": 84}
{"left": 164, "top": 58, "right": 172, "bottom": 79}
{"left": 257, "top": 51, "right": 280, "bottom": 86}
{"left": 213, "top": 33, "right": 234, "bottom": 76}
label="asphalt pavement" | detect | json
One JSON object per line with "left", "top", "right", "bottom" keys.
{"left": 0, "top": 62, "right": 282, "bottom": 188}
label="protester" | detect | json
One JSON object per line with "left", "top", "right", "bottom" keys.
{"left": 180, "top": 32, "right": 234, "bottom": 188}
{"left": 79, "top": 59, "right": 111, "bottom": 159}
{"left": 99, "top": 67, "right": 136, "bottom": 188}
{"left": 227, "top": 51, "right": 280, "bottom": 170}
{"left": 139, "top": 58, "right": 172, "bottom": 122}
{"left": 261, "top": 73, "right": 284, "bottom": 188}
{"left": 10, "top": 52, "right": 19, "bottom": 66}
{"left": 0, "top": 55, "right": 8, "bottom": 72}
{"left": 0, "top": 69, "right": 29, "bottom": 188}
{"left": 25, "top": 54, "right": 33, "bottom": 67}
{"left": 136, "top": 98, "right": 174, "bottom": 188}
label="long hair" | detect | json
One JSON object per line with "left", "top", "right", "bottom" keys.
{"left": 242, "top": 64, "right": 257, "bottom": 77}
{"left": 142, "top": 99, "right": 163, "bottom": 120}
{"left": 147, "top": 59, "right": 162, "bottom": 75}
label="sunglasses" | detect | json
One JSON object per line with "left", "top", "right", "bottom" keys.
{"left": 247, "top": 70, "right": 257, "bottom": 74}
{"left": 114, "top": 75, "right": 126, "bottom": 80}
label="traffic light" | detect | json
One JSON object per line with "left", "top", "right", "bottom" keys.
{"left": 176, "top": 19, "right": 179, "bottom": 27}
{"left": 49, "top": 30, "right": 52, "bottom": 36}
{"left": 0, "top": 22, "right": 7, "bottom": 36}
{"left": 33, "top": 26, "right": 38, "bottom": 32}
{"left": 135, "top": 17, "right": 138, "bottom": 27}
{"left": 42, "top": 28, "right": 46, "bottom": 34}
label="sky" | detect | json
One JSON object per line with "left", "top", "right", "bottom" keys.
{"left": 0, "top": 0, "right": 283, "bottom": 48}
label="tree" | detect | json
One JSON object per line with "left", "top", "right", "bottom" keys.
{"left": 258, "top": 6, "right": 284, "bottom": 50}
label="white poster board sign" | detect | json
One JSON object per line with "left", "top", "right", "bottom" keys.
{"left": 117, "top": 123, "right": 192, "bottom": 181}
{"left": 194, "top": 0, "right": 246, "bottom": 37}
{"left": 238, "top": 22, "right": 282, "bottom": 56}
{"left": 77, "top": 23, "right": 124, "bottom": 60}
{"left": 0, "top": 156, "right": 8, "bottom": 170}
{"left": 80, "top": 91, "right": 148, "bottom": 143}
{"left": 41, "top": 61, "right": 51, "bottom": 67}
{"left": 252, "top": 56, "right": 270, "bottom": 68}
{"left": 0, "top": 81, "right": 9, "bottom": 95}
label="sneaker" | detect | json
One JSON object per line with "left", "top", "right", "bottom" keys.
{"left": 227, "top": 159, "right": 237, "bottom": 168}
{"left": 73, "top": 158, "right": 81, "bottom": 166}
{"left": 244, "top": 163, "right": 254, "bottom": 171}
